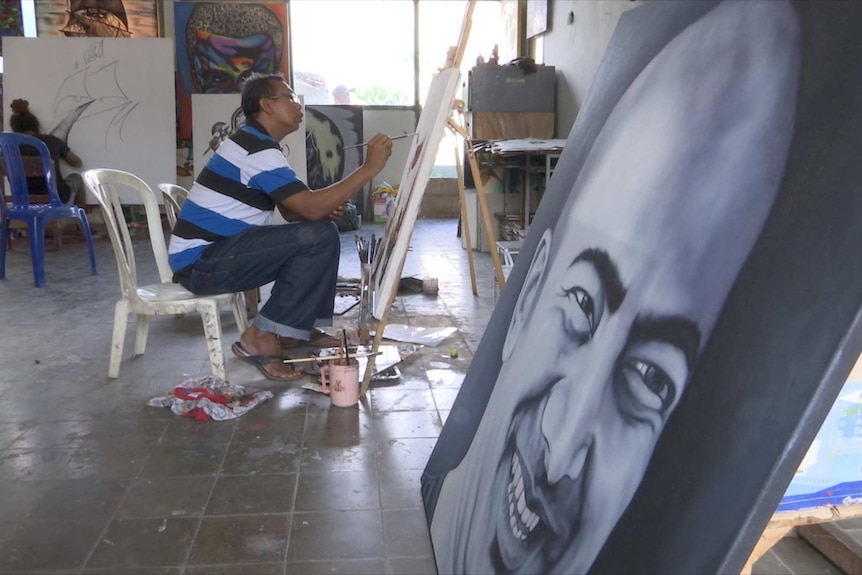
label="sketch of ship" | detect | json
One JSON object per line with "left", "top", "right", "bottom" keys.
{"left": 60, "top": 0, "right": 131, "bottom": 38}
{"left": 49, "top": 40, "right": 138, "bottom": 148}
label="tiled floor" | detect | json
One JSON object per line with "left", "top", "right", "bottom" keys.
{"left": 0, "top": 218, "right": 499, "bottom": 574}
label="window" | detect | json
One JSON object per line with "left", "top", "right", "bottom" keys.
{"left": 417, "top": 1, "right": 504, "bottom": 176}
{"left": 290, "top": 1, "right": 415, "bottom": 106}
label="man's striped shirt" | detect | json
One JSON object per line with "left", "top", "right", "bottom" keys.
{"left": 168, "top": 122, "right": 308, "bottom": 273}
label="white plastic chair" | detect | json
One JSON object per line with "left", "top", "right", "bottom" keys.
{"left": 83, "top": 169, "right": 248, "bottom": 379}
{"left": 157, "top": 183, "right": 188, "bottom": 230}
{"left": 157, "top": 182, "right": 259, "bottom": 320}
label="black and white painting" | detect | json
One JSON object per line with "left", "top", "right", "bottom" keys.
{"left": 304, "top": 105, "right": 363, "bottom": 192}
{"left": 423, "top": 1, "right": 862, "bottom": 573}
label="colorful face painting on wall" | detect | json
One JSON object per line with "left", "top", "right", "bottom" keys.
{"left": 34, "top": 0, "right": 158, "bottom": 38}
{"left": 0, "top": 0, "right": 23, "bottom": 57}
{"left": 174, "top": 1, "right": 290, "bottom": 141}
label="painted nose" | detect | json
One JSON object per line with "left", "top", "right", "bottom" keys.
{"left": 542, "top": 352, "right": 616, "bottom": 484}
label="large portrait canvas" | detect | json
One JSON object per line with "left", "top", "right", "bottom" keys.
{"left": 423, "top": 1, "right": 862, "bottom": 574}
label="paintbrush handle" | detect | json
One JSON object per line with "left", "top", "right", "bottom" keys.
{"left": 281, "top": 351, "right": 381, "bottom": 364}
{"left": 343, "top": 133, "right": 417, "bottom": 150}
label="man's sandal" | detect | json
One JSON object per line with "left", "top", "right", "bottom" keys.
{"left": 231, "top": 342, "right": 304, "bottom": 382}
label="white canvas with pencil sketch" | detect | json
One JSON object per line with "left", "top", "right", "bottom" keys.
{"left": 3, "top": 37, "right": 175, "bottom": 204}
{"left": 370, "top": 68, "right": 461, "bottom": 319}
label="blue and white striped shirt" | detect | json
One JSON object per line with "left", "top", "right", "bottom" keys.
{"left": 168, "top": 122, "right": 308, "bottom": 273}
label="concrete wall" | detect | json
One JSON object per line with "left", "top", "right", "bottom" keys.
{"left": 542, "top": 0, "right": 642, "bottom": 137}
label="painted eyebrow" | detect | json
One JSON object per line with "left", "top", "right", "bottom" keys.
{"left": 572, "top": 248, "right": 626, "bottom": 312}
{"left": 626, "top": 315, "right": 702, "bottom": 373}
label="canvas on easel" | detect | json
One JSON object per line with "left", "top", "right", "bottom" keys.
{"left": 369, "top": 68, "right": 461, "bottom": 320}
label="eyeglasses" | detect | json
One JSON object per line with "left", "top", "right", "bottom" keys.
{"left": 267, "top": 93, "right": 297, "bottom": 102}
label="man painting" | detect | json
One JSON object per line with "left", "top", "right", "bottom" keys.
{"left": 423, "top": 1, "right": 801, "bottom": 573}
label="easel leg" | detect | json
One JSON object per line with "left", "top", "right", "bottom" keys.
{"left": 452, "top": 127, "right": 478, "bottom": 295}
{"left": 467, "top": 149, "right": 507, "bottom": 289}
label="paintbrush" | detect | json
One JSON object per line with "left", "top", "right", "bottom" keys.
{"left": 342, "top": 133, "right": 418, "bottom": 150}
{"left": 342, "top": 329, "right": 350, "bottom": 366}
{"left": 280, "top": 351, "right": 381, "bottom": 364}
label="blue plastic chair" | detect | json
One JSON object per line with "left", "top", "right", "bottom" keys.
{"left": 0, "top": 132, "right": 97, "bottom": 287}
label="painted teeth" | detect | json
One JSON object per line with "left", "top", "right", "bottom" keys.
{"left": 508, "top": 453, "right": 540, "bottom": 539}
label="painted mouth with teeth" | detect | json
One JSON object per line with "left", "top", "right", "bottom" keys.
{"left": 492, "top": 400, "right": 591, "bottom": 573}
{"left": 508, "top": 451, "right": 541, "bottom": 540}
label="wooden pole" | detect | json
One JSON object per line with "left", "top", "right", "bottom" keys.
{"left": 450, "top": 117, "right": 478, "bottom": 295}
{"left": 450, "top": 110, "right": 507, "bottom": 289}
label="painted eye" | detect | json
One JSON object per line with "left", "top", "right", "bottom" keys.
{"left": 614, "top": 340, "right": 688, "bottom": 424}
{"left": 564, "top": 286, "right": 595, "bottom": 334}
{"left": 626, "top": 359, "right": 671, "bottom": 407}
{"left": 559, "top": 261, "right": 605, "bottom": 345}
{"left": 201, "top": 70, "right": 229, "bottom": 89}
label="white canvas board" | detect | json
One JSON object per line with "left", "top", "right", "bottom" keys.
{"left": 191, "top": 93, "right": 307, "bottom": 183}
{"left": 370, "top": 68, "right": 461, "bottom": 319}
{"left": 3, "top": 37, "right": 176, "bottom": 204}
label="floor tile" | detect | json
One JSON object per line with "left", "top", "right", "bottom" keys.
{"left": 372, "top": 411, "right": 442, "bottom": 441}
{"left": 376, "top": 438, "right": 439, "bottom": 472}
{"left": 370, "top": 388, "right": 437, "bottom": 412}
{"left": 117, "top": 476, "right": 216, "bottom": 519}
{"left": 294, "top": 469, "right": 380, "bottom": 511}
{"left": 0, "top": 479, "right": 54, "bottom": 520}
{"left": 300, "top": 442, "right": 377, "bottom": 474}
{"left": 0, "top": 518, "right": 107, "bottom": 572}
{"left": 184, "top": 563, "right": 284, "bottom": 575}
{"left": 379, "top": 468, "right": 425, "bottom": 509}
{"left": 206, "top": 473, "right": 297, "bottom": 515}
{"left": 188, "top": 514, "right": 291, "bottom": 565}
{"left": 0, "top": 447, "right": 75, "bottom": 480}
{"left": 387, "top": 555, "right": 439, "bottom": 574}
{"left": 383, "top": 508, "right": 435, "bottom": 558}
{"left": 28, "top": 477, "right": 129, "bottom": 519}
{"left": 139, "top": 443, "right": 228, "bottom": 477}
{"left": 87, "top": 517, "right": 198, "bottom": 569}
{"left": 222, "top": 441, "right": 302, "bottom": 475}
{"left": 288, "top": 510, "right": 383, "bottom": 562}
{"left": 284, "top": 558, "right": 387, "bottom": 574}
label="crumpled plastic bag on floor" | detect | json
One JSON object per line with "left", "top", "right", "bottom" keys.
{"left": 147, "top": 376, "right": 273, "bottom": 421}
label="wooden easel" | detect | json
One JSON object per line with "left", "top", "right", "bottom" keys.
{"left": 358, "top": 1, "right": 478, "bottom": 396}
{"left": 448, "top": 105, "right": 507, "bottom": 290}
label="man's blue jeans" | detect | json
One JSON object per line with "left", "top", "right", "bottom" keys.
{"left": 176, "top": 221, "right": 340, "bottom": 340}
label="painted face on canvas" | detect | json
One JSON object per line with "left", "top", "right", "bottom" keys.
{"left": 490, "top": 216, "right": 704, "bottom": 574}
{"left": 459, "top": 2, "right": 801, "bottom": 573}
{"left": 190, "top": 29, "right": 277, "bottom": 93}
